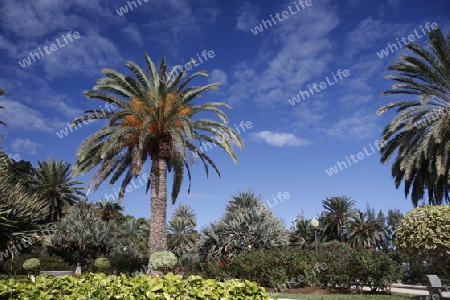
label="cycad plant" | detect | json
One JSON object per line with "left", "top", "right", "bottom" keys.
{"left": 377, "top": 29, "right": 450, "bottom": 206}
{"left": 71, "top": 53, "right": 243, "bottom": 256}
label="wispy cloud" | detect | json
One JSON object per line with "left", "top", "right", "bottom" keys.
{"left": 251, "top": 131, "right": 311, "bottom": 147}
{"left": 10, "top": 138, "right": 38, "bottom": 155}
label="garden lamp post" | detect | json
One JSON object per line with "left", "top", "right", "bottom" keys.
{"left": 310, "top": 217, "right": 319, "bottom": 254}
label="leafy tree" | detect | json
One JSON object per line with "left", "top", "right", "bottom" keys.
{"left": 395, "top": 205, "right": 450, "bottom": 277}
{"left": 31, "top": 158, "right": 86, "bottom": 222}
{"left": 167, "top": 205, "right": 199, "bottom": 261}
{"left": 377, "top": 29, "right": 450, "bottom": 206}
{"left": 290, "top": 217, "right": 316, "bottom": 248}
{"left": 71, "top": 53, "right": 243, "bottom": 256}
{"left": 346, "top": 212, "right": 388, "bottom": 249}
{"left": 198, "top": 190, "right": 288, "bottom": 261}
{"left": 51, "top": 201, "right": 111, "bottom": 265}
{"left": 321, "top": 196, "right": 357, "bottom": 242}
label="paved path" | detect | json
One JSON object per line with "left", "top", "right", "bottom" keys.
{"left": 270, "top": 284, "right": 432, "bottom": 299}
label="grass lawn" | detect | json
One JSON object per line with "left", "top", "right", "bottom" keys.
{"left": 269, "top": 294, "right": 423, "bottom": 299}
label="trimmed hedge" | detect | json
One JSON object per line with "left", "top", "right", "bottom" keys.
{"left": 0, "top": 272, "right": 272, "bottom": 299}
{"left": 202, "top": 244, "right": 403, "bottom": 293}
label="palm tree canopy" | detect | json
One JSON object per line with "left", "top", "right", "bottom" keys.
{"left": 321, "top": 196, "right": 357, "bottom": 241}
{"left": 72, "top": 53, "right": 243, "bottom": 205}
{"left": 31, "top": 158, "right": 86, "bottom": 222}
{"left": 346, "top": 211, "right": 388, "bottom": 249}
{"left": 376, "top": 29, "right": 450, "bottom": 206}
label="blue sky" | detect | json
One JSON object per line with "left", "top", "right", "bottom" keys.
{"left": 0, "top": 0, "right": 449, "bottom": 229}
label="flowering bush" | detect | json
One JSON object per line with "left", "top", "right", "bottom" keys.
{"left": 148, "top": 251, "right": 177, "bottom": 274}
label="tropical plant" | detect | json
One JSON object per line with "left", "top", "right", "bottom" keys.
{"left": 321, "top": 196, "right": 357, "bottom": 242}
{"left": 198, "top": 190, "right": 288, "bottom": 261}
{"left": 346, "top": 211, "right": 388, "bottom": 249}
{"left": 51, "top": 201, "right": 111, "bottom": 265}
{"left": 5, "top": 160, "right": 34, "bottom": 186}
{"left": 395, "top": 205, "right": 450, "bottom": 277}
{"left": 376, "top": 29, "right": 450, "bottom": 206}
{"left": 95, "top": 199, "right": 123, "bottom": 224}
{"left": 71, "top": 53, "right": 243, "bottom": 257}
{"left": 167, "top": 205, "right": 199, "bottom": 259}
{"left": 0, "top": 172, "right": 48, "bottom": 257}
{"left": 110, "top": 217, "right": 149, "bottom": 258}
{"left": 31, "top": 158, "right": 86, "bottom": 222}
{"left": 290, "top": 218, "right": 315, "bottom": 247}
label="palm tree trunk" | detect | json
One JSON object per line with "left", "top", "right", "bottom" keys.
{"left": 149, "top": 157, "right": 168, "bottom": 256}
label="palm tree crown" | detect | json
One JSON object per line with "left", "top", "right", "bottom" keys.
{"left": 321, "top": 196, "right": 357, "bottom": 241}
{"left": 31, "top": 158, "right": 86, "bottom": 222}
{"left": 377, "top": 29, "right": 450, "bottom": 206}
{"left": 72, "top": 53, "right": 243, "bottom": 256}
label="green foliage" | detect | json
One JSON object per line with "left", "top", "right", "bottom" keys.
{"left": 94, "top": 257, "right": 110, "bottom": 270}
{"left": 0, "top": 272, "right": 271, "bottom": 299}
{"left": 199, "top": 190, "right": 288, "bottom": 261}
{"left": 376, "top": 28, "right": 450, "bottom": 206}
{"left": 2, "top": 253, "right": 73, "bottom": 275}
{"left": 31, "top": 157, "right": 86, "bottom": 222}
{"left": 201, "top": 245, "right": 402, "bottom": 292}
{"left": 395, "top": 205, "right": 450, "bottom": 277}
{"left": 148, "top": 251, "right": 177, "bottom": 274}
{"left": 22, "top": 258, "right": 40, "bottom": 271}
{"left": 51, "top": 201, "right": 111, "bottom": 264}
{"left": 315, "top": 242, "right": 403, "bottom": 292}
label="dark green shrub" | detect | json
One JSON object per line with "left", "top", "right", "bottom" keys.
{"left": 109, "top": 254, "right": 147, "bottom": 275}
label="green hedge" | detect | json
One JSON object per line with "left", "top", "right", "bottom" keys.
{"left": 201, "top": 244, "right": 403, "bottom": 292}
{"left": 0, "top": 272, "right": 273, "bottom": 299}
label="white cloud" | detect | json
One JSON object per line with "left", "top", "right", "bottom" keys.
{"left": 10, "top": 138, "right": 38, "bottom": 155}
{"left": 121, "top": 24, "right": 143, "bottom": 46}
{"left": 251, "top": 131, "right": 311, "bottom": 147}
{"left": 235, "top": 2, "right": 261, "bottom": 32}
{"left": 0, "top": 100, "right": 54, "bottom": 132}
{"left": 208, "top": 69, "right": 228, "bottom": 85}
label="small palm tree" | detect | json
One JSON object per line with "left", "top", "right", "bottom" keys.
{"left": 167, "top": 205, "right": 199, "bottom": 258}
{"left": 377, "top": 29, "right": 450, "bottom": 206}
{"left": 71, "top": 53, "right": 243, "bottom": 256}
{"left": 96, "top": 199, "right": 124, "bottom": 224}
{"left": 321, "top": 196, "right": 357, "bottom": 242}
{"left": 346, "top": 211, "right": 388, "bottom": 249}
{"left": 31, "top": 158, "right": 86, "bottom": 222}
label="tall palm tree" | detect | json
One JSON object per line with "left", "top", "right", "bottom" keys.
{"left": 321, "top": 196, "right": 357, "bottom": 242}
{"left": 376, "top": 29, "right": 450, "bottom": 206}
{"left": 31, "top": 158, "right": 86, "bottom": 222}
{"left": 71, "top": 53, "right": 243, "bottom": 256}
{"left": 346, "top": 211, "right": 388, "bottom": 249}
